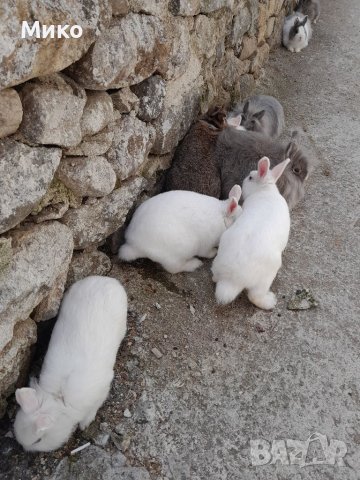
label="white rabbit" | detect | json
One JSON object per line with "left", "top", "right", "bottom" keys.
{"left": 283, "top": 13, "right": 312, "bottom": 53}
{"left": 211, "top": 157, "right": 290, "bottom": 310}
{"left": 14, "top": 276, "right": 127, "bottom": 452}
{"left": 119, "top": 186, "right": 242, "bottom": 274}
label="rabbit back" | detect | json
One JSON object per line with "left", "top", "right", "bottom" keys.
{"left": 295, "top": 0, "right": 320, "bottom": 23}
{"left": 40, "top": 276, "right": 127, "bottom": 395}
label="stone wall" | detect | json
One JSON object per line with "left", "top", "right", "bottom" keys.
{"left": 0, "top": 0, "right": 289, "bottom": 414}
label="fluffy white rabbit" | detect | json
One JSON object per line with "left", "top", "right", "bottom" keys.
{"left": 14, "top": 276, "right": 127, "bottom": 452}
{"left": 283, "top": 13, "right": 312, "bottom": 53}
{"left": 119, "top": 186, "right": 242, "bottom": 274}
{"left": 212, "top": 157, "right": 291, "bottom": 310}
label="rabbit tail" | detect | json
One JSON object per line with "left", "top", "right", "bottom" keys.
{"left": 118, "top": 243, "right": 140, "bottom": 262}
{"left": 215, "top": 280, "right": 242, "bottom": 305}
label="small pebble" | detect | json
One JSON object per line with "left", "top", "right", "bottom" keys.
{"left": 4, "top": 431, "right": 13, "bottom": 438}
{"left": 164, "top": 334, "right": 168, "bottom": 339}
{"left": 94, "top": 433, "right": 110, "bottom": 447}
{"left": 154, "top": 302, "right": 161, "bottom": 310}
{"left": 189, "top": 304, "right": 196, "bottom": 315}
{"left": 123, "top": 408, "right": 132, "bottom": 418}
{"left": 151, "top": 347, "right": 163, "bottom": 359}
{"left": 139, "top": 313, "right": 147, "bottom": 323}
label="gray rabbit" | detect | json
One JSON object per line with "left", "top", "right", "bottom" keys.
{"left": 295, "top": 0, "right": 320, "bottom": 23}
{"left": 229, "top": 95, "right": 285, "bottom": 138}
{"left": 216, "top": 130, "right": 314, "bottom": 210}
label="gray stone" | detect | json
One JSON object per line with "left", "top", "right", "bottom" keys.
{"left": 0, "top": 1, "right": 111, "bottom": 89}
{"left": 0, "top": 139, "right": 61, "bottom": 234}
{"left": 81, "top": 92, "right": 114, "bottom": 137}
{"left": 18, "top": 74, "right": 86, "bottom": 147}
{"left": 65, "top": 250, "right": 112, "bottom": 288}
{"left": 67, "top": 14, "right": 170, "bottom": 89}
{"left": 0, "top": 222, "right": 74, "bottom": 351}
{"left": 64, "top": 124, "right": 115, "bottom": 157}
{"left": 0, "top": 318, "right": 36, "bottom": 416}
{"left": 131, "top": 75, "right": 166, "bottom": 121}
{"left": 61, "top": 177, "right": 146, "bottom": 249}
{"left": 165, "top": 18, "right": 191, "bottom": 80}
{"left": 199, "top": 0, "right": 234, "bottom": 13}
{"left": 229, "top": 8, "right": 252, "bottom": 55}
{"left": 56, "top": 156, "right": 116, "bottom": 197}
{"left": 111, "top": 88, "right": 139, "bottom": 113}
{"left": 0, "top": 89, "right": 23, "bottom": 138}
{"left": 151, "top": 55, "right": 203, "bottom": 154}
{"left": 106, "top": 116, "right": 155, "bottom": 180}
{"left": 50, "top": 445, "right": 151, "bottom": 480}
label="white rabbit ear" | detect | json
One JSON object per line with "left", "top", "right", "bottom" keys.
{"left": 227, "top": 114, "right": 242, "bottom": 128}
{"left": 257, "top": 157, "right": 270, "bottom": 179}
{"left": 35, "top": 414, "right": 54, "bottom": 433}
{"left": 271, "top": 158, "right": 291, "bottom": 183}
{"left": 226, "top": 198, "right": 239, "bottom": 216}
{"left": 228, "top": 184, "right": 241, "bottom": 202}
{"left": 15, "top": 388, "right": 40, "bottom": 414}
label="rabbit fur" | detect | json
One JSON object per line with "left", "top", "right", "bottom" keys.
{"left": 212, "top": 157, "right": 291, "bottom": 310}
{"left": 283, "top": 13, "right": 312, "bottom": 53}
{"left": 230, "top": 95, "right": 285, "bottom": 137}
{"left": 216, "top": 129, "right": 314, "bottom": 209}
{"left": 14, "top": 276, "right": 127, "bottom": 452}
{"left": 118, "top": 186, "right": 242, "bottom": 274}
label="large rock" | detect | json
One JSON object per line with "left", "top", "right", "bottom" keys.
{"left": 81, "top": 92, "right": 114, "bottom": 137}
{"left": 66, "top": 250, "right": 112, "bottom": 288}
{"left": 67, "top": 14, "right": 170, "bottom": 89}
{"left": 61, "top": 177, "right": 146, "bottom": 249}
{"left": 0, "top": 222, "right": 74, "bottom": 351}
{"left": 0, "top": 318, "right": 37, "bottom": 416}
{"left": 50, "top": 445, "right": 150, "bottom": 480}
{"left": 169, "top": 0, "right": 201, "bottom": 15}
{"left": 128, "top": 0, "right": 169, "bottom": 16}
{"left": 0, "top": 139, "right": 61, "bottom": 234}
{"left": 151, "top": 55, "right": 203, "bottom": 154}
{"left": 0, "top": 1, "right": 111, "bottom": 89}
{"left": 57, "top": 156, "right": 117, "bottom": 197}
{"left": 18, "top": 74, "right": 86, "bottom": 147}
{"left": 131, "top": 75, "right": 166, "bottom": 121}
{"left": 106, "top": 116, "right": 155, "bottom": 180}
{"left": 0, "top": 89, "right": 23, "bottom": 138}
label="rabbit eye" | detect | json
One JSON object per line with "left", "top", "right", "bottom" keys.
{"left": 292, "top": 166, "right": 301, "bottom": 174}
{"left": 249, "top": 176, "right": 252, "bottom": 181}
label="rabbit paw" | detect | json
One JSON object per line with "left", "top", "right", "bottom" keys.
{"left": 248, "top": 291, "right": 277, "bottom": 310}
{"left": 182, "top": 258, "right": 203, "bottom": 272}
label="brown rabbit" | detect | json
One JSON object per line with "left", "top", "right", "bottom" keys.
{"left": 164, "top": 107, "right": 228, "bottom": 197}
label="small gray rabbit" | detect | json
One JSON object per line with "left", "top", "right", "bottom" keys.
{"left": 283, "top": 13, "right": 312, "bottom": 53}
{"left": 164, "top": 106, "right": 228, "bottom": 197}
{"left": 216, "top": 130, "right": 314, "bottom": 210}
{"left": 295, "top": 0, "right": 320, "bottom": 24}
{"left": 229, "top": 95, "right": 285, "bottom": 138}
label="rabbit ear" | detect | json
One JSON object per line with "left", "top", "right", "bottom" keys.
{"left": 226, "top": 198, "right": 239, "bottom": 216}
{"left": 253, "top": 110, "right": 265, "bottom": 120}
{"left": 227, "top": 114, "right": 242, "bottom": 128}
{"left": 15, "top": 388, "right": 40, "bottom": 414}
{"left": 271, "top": 158, "right": 291, "bottom": 183}
{"left": 243, "top": 100, "right": 249, "bottom": 114}
{"left": 35, "top": 414, "right": 54, "bottom": 434}
{"left": 228, "top": 184, "right": 241, "bottom": 201}
{"left": 257, "top": 157, "right": 270, "bottom": 179}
